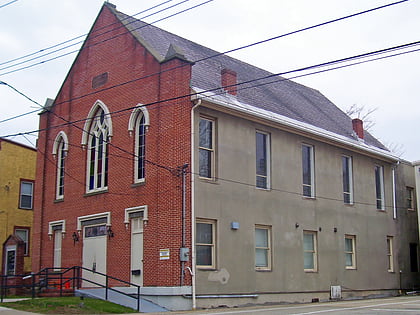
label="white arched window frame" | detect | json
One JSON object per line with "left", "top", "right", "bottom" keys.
{"left": 82, "top": 100, "right": 113, "bottom": 193}
{"left": 52, "top": 131, "right": 69, "bottom": 200}
{"left": 128, "top": 105, "right": 150, "bottom": 183}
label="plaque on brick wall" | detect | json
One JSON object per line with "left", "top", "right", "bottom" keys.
{"left": 92, "top": 72, "right": 108, "bottom": 89}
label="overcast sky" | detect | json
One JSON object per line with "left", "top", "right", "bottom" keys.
{"left": 1, "top": 0, "right": 419, "bottom": 161}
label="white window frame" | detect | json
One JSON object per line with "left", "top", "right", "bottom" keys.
{"left": 256, "top": 131, "right": 271, "bottom": 189}
{"left": 19, "top": 180, "right": 34, "bottom": 209}
{"left": 375, "top": 165, "right": 385, "bottom": 210}
{"left": 387, "top": 236, "right": 394, "bottom": 272}
{"left": 82, "top": 100, "right": 112, "bottom": 193}
{"left": 198, "top": 117, "right": 215, "bottom": 180}
{"left": 302, "top": 144, "right": 315, "bottom": 198}
{"left": 303, "top": 230, "right": 318, "bottom": 272}
{"left": 407, "top": 187, "right": 414, "bottom": 210}
{"left": 128, "top": 105, "right": 150, "bottom": 184}
{"left": 344, "top": 235, "right": 356, "bottom": 269}
{"left": 52, "top": 131, "right": 68, "bottom": 200}
{"left": 196, "top": 219, "right": 216, "bottom": 269}
{"left": 255, "top": 225, "right": 272, "bottom": 271}
{"left": 342, "top": 155, "right": 353, "bottom": 204}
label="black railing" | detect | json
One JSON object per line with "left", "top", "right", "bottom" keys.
{"left": 0, "top": 266, "right": 141, "bottom": 311}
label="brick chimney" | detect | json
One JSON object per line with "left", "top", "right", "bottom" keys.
{"left": 352, "top": 118, "right": 364, "bottom": 139}
{"left": 221, "top": 68, "right": 237, "bottom": 95}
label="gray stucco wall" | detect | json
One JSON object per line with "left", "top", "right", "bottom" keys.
{"left": 193, "top": 104, "right": 410, "bottom": 304}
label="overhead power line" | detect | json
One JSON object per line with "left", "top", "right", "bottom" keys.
{"left": 0, "top": 0, "right": 177, "bottom": 67}
{"left": 2, "top": 39, "right": 419, "bottom": 138}
{"left": 0, "top": 0, "right": 214, "bottom": 75}
{"left": 0, "top": 0, "right": 412, "bottom": 124}
{"left": 0, "top": 0, "right": 18, "bottom": 9}
{"left": 0, "top": 0, "right": 407, "bottom": 76}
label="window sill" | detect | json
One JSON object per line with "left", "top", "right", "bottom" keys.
{"left": 376, "top": 209, "right": 386, "bottom": 212}
{"left": 345, "top": 267, "right": 357, "bottom": 270}
{"left": 131, "top": 181, "right": 146, "bottom": 188}
{"left": 199, "top": 177, "right": 219, "bottom": 184}
{"left": 344, "top": 203, "right": 354, "bottom": 207}
{"left": 302, "top": 196, "right": 316, "bottom": 200}
{"left": 256, "top": 187, "right": 271, "bottom": 191}
{"left": 197, "top": 267, "right": 217, "bottom": 271}
{"left": 84, "top": 189, "right": 108, "bottom": 197}
{"left": 304, "top": 270, "right": 318, "bottom": 273}
{"left": 255, "top": 268, "right": 272, "bottom": 272}
{"left": 54, "top": 198, "right": 64, "bottom": 203}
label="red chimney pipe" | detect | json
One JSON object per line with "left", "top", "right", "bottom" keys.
{"left": 221, "top": 68, "right": 237, "bottom": 96}
{"left": 352, "top": 118, "right": 364, "bottom": 139}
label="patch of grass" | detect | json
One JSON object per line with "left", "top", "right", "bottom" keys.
{"left": 0, "top": 297, "right": 137, "bottom": 314}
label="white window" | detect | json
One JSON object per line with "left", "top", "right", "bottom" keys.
{"left": 303, "top": 231, "right": 317, "bottom": 272}
{"left": 128, "top": 105, "right": 150, "bottom": 184}
{"left": 199, "top": 117, "right": 215, "bottom": 179}
{"left": 375, "top": 165, "right": 385, "bottom": 210}
{"left": 387, "top": 236, "right": 394, "bottom": 272}
{"left": 302, "top": 144, "right": 315, "bottom": 197}
{"left": 256, "top": 131, "right": 270, "bottom": 189}
{"left": 52, "top": 132, "right": 69, "bottom": 200}
{"left": 344, "top": 235, "right": 356, "bottom": 269}
{"left": 255, "top": 225, "right": 272, "bottom": 270}
{"left": 87, "top": 107, "right": 110, "bottom": 192}
{"left": 196, "top": 219, "right": 216, "bottom": 269}
{"left": 15, "top": 228, "right": 30, "bottom": 256}
{"left": 134, "top": 114, "right": 146, "bottom": 183}
{"left": 342, "top": 156, "right": 353, "bottom": 204}
{"left": 19, "top": 181, "right": 34, "bottom": 209}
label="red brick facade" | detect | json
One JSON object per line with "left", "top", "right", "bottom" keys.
{"left": 32, "top": 4, "right": 192, "bottom": 287}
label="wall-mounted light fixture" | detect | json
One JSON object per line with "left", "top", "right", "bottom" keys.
{"left": 107, "top": 227, "right": 114, "bottom": 239}
{"left": 72, "top": 232, "right": 79, "bottom": 244}
{"left": 334, "top": 227, "right": 338, "bottom": 233}
{"left": 295, "top": 223, "right": 299, "bottom": 229}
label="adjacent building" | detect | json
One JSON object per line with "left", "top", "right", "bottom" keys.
{"left": 32, "top": 3, "right": 419, "bottom": 310}
{"left": 0, "top": 137, "right": 36, "bottom": 275}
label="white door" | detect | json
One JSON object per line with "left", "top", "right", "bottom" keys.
{"left": 130, "top": 217, "right": 143, "bottom": 286}
{"left": 53, "top": 230, "right": 62, "bottom": 271}
{"left": 82, "top": 224, "right": 107, "bottom": 287}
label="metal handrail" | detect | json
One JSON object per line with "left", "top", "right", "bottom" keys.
{"left": 0, "top": 266, "right": 142, "bottom": 311}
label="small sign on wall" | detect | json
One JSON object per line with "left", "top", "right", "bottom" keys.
{"left": 159, "top": 249, "right": 170, "bottom": 260}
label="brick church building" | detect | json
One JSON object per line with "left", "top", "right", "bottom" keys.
{"left": 33, "top": 2, "right": 419, "bottom": 311}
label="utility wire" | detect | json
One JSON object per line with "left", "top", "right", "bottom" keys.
{"left": 0, "top": 0, "right": 18, "bottom": 9}
{"left": 0, "top": 0, "right": 177, "bottom": 67}
{"left": 0, "top": 0, "right": 194, "bottom": 72}
{"left": 0, "top": 0, "right": 406, "bottom": 75}
{"left": 0, "top": 0, "right": 214, "bottom": 75}
{"left": 1, "top": 40, "right": 419, "bottom": 137}
{"left": 0, "top": 0, "right": 412, "bottom": 124}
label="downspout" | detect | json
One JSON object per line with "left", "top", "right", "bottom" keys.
{"left": 190, "top": 96, "right": 201, "bottom": 310}
{"left": 392, "top": 162, "right": 400, "bottom": 220}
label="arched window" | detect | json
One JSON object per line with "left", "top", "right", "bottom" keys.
{"left": 128, "top": 105, "right": 149, "bottom": 183}
{"left": 52, "top": 131, "right": 68, "bottom": 200}
{"left": 82, "top": 101, "right": 112, "bottom": 192}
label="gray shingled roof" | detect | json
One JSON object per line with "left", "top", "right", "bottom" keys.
{"left": 108, "top": 3, "right": 387, "bottom": 150}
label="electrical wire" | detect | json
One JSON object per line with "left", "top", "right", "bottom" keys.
{"left": 0, "top": 0, "right": 18, "bottom": 9}
{"left": 0, "top": 0, "right": 406, "bottom": 75}
{"left": 0, "top": 0, "right": 177, "bottom": 67}
{"left": 0, "top": 0, "right": 215, "bottom": 75}
{"left": 1, "top": 39, "right": 419, "bottom": 138}
{"left": 0, "top": 0, "right": 412, "bottom": 124}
